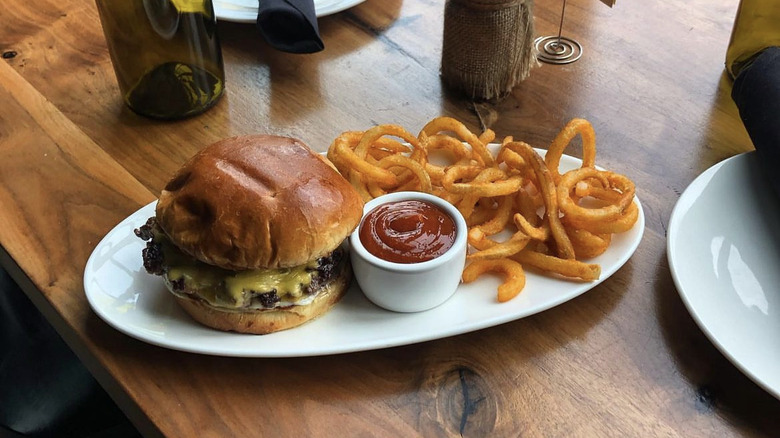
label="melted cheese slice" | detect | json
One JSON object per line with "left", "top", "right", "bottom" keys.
{"left": 156, "top": 231, "right": 317, "bottom": 310}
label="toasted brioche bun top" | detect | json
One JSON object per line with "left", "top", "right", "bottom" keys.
{"left": 155, "top": 135, "right": 363, "bottom": 270}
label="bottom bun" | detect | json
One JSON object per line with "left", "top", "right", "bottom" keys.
{"left": 173, "top": 266, "right": 350, "bottom": 335}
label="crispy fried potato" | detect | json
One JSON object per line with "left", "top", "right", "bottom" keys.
{"left": 327, "top": 117, "right": 638, "bottom": 302}
{"left": 463, "top": 259, "right": 526, "bottom": 302}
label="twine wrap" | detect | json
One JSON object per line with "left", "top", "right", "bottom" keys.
{"left": 441, "top": 0, "right": 536, "bottom": 100}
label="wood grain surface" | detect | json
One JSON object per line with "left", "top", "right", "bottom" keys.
{"left": 1, "top": 0, "right": 778, "bottom": 436}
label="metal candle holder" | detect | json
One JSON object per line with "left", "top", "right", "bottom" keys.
{"left": 534, "top": 0, "right": 583, "bottom": 64}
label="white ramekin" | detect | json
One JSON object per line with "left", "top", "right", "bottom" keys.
{"left": 349, "top": 191, "right": 467, "bottom": 312}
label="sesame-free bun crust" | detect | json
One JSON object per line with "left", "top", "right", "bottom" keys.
{"left": 170, "top": 265, "right": 350, "bottom": 334}
{"left": 155, "top": 135, "right": 363, "bottom": 270}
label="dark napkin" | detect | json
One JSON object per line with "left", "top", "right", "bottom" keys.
{"left": 256, "top": 0, "right": 324, "bottom": 53}
{"left": 732, "top": 46, "right": 780, "bottom": 198}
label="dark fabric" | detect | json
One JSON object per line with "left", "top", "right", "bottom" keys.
{"left": 256, "top": 0, "right": 324, "bottom": 54}
{"left": 732, "top": 46, "right": 780, "bottom": 199}
{"left": 0, "top": 268, "right": 139, "bottom": 437}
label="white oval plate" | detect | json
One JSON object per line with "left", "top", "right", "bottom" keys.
{"left": 668, "top": 151, "right": 780, "bottom": 400}
{"left": 214, "top": 0, "right": 366, "bottom": 23}
{"left": 84, "top": 151, "right": 644, "bottom": 357}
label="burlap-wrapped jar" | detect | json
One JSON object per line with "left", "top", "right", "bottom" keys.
{"left": 441, "top": 0, "right": 536, "bottom": 100}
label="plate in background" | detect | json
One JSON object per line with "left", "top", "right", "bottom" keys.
{"left": 668, "top": 151, "right": 780, "bottom": 400}
{"left": 214, "top": 0, "right": 366, "bottom": 23}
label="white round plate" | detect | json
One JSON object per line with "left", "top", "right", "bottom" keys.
{"left": 84, "top": 151, "right": 644, "bottom": 357}
{"left": 214, "top": 0, "right": 366, "bottom": 22}
{"left": 668, "top": 151, "right": 780, "bottom": 400}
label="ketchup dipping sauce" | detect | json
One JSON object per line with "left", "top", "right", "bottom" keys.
{"left": 350, "top": 191, "right": 467, "bottom": 312}
{"left": 359, "top": 199, "right": 456, "bottom": 264}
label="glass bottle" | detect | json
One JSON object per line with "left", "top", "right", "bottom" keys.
{"left": 96, "top": 0, "right": 225, "bottom": 119}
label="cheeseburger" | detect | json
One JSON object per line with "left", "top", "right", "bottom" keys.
{"left": 134, "top": 135, "right": 363, "bottom": 334}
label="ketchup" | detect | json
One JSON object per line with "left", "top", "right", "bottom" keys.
{"left": 359, "top": 200, "right": 457, "bottom": 264}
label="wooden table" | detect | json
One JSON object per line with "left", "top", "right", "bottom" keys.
{"left": 2, "top": 0, "right": 778, "bottom": 436}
